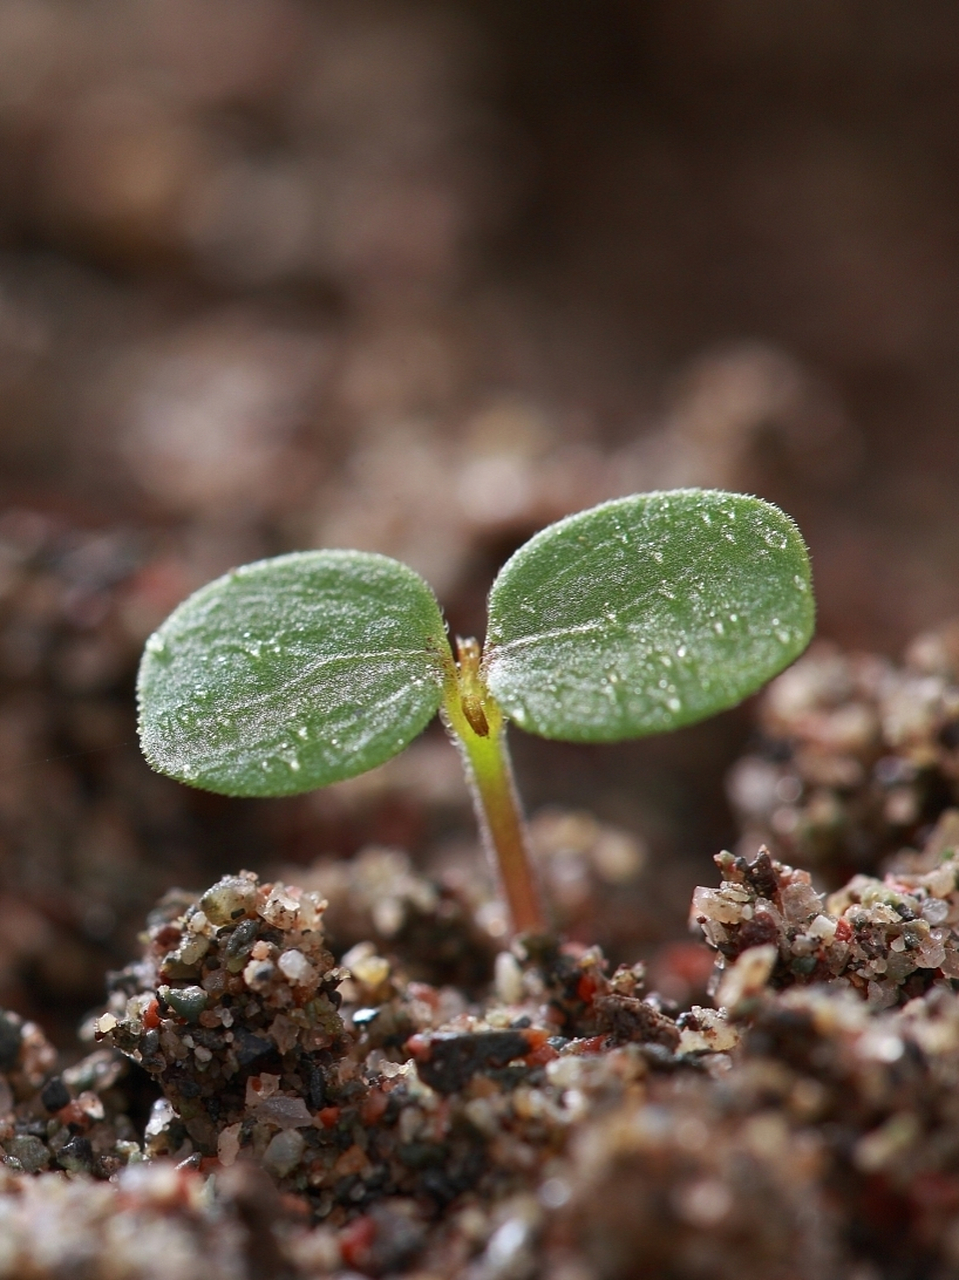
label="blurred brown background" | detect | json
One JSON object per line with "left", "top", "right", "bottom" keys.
{"left": 0, "top": 0, "right": 957, "bottom": 1037}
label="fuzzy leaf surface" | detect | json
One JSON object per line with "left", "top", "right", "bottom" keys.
{"left": 484, "top": 489, "right": 814, "bottom": 741}
{"left": 137, "top": 551, "right": 449, "bottom": 796}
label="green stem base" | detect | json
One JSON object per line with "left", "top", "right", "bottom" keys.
{"left": 442, "top": 639, "right": 546, "bottom": 937}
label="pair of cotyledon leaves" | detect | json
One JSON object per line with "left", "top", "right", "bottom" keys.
{"left": 137, "top": 489, "right": 814, "bottom": 798}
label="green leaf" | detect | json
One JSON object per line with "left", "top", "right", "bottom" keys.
{"left": 137, "top": 551, "right": 450, "bottom": 797}
{"left": 484, "top": 489, "right": 814, "bottom": 741}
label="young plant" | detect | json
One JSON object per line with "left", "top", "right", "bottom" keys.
{"left": 137, "top": 489, "right": 814, "bottom": 937}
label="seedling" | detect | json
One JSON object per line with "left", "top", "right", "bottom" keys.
{"left": 137, "top": 489, "right": 814, "bottom": 937}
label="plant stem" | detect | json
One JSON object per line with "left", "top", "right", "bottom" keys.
{"left": 441, "top": 638, "right": 547, "bottom": 937}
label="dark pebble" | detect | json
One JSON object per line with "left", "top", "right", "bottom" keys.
{"left": 0, "top": 1013, "right": 22, "bottom": 1072}
{"left": 40, "top": 1076, "right": 71, "bottom": 1112}
{"left": 57, "top": 1135, "right": 94, "bottom": 1172}
{"left": 233, "top": 1029, "right": 275, "bottom": 1067}
{"left": 398, "top": 1141, "right": 446, "bottom": 1170}
{"left": 308, "top": 1065, "right": 327, "bottom": 1110}
{"left": 368, "top": 1204, "right": 426, "bottom": 1272}
{"left": 640, "top": 1042, "right": 681, "bottom": 1068}
{"left": 413, "top": 1030, "right": 530, "bottom": 1094}
{"left": 418, "top": 1167, "right": 459, "bottom": 1206}
{"left": 225, "top": 918, "right": 259, "bottom": 959}
{"left": 333, "top": 1174, "right": 362, "bottom": 1204}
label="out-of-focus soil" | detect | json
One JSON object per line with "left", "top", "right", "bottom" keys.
{"left": 0, "top": 0, "right": 957, "bottom": 1039}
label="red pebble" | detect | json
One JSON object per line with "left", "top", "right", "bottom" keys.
{"left": 525, "top": 1043, "right": 559, "bottom": 1067}
{"left": 577, "top": 973, "right": 599, "bottom": 1004}
{"left": 57, "top": 1100, "right": 90, "bottom": 1129}
{"left": 143, "top": 999, "right": 160, "bottom": 1031}
{"left": 655, "top": 941, "right": 716, "bottom": 986}
{"left": 405, "top": 1033, "right": 431, "bottom": 1061}
{"left": 340, "top": 1214, "right": 376, "bottom": 1269}
{"left": 279, "top": 1193, "right": 311, "bottom": 1220}
{"left": 406, "top": 982, "right": 440, "bottom": 1009}
{"left": 318, "top": 1106, "right": 340, "bottom": 1129}
{"left": 360, "top": 1090, "right": 389, "bottom": 1125}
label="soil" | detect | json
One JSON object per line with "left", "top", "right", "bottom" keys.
{"left": 5, "top": 632, "right": 959, "bottom": 1278}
